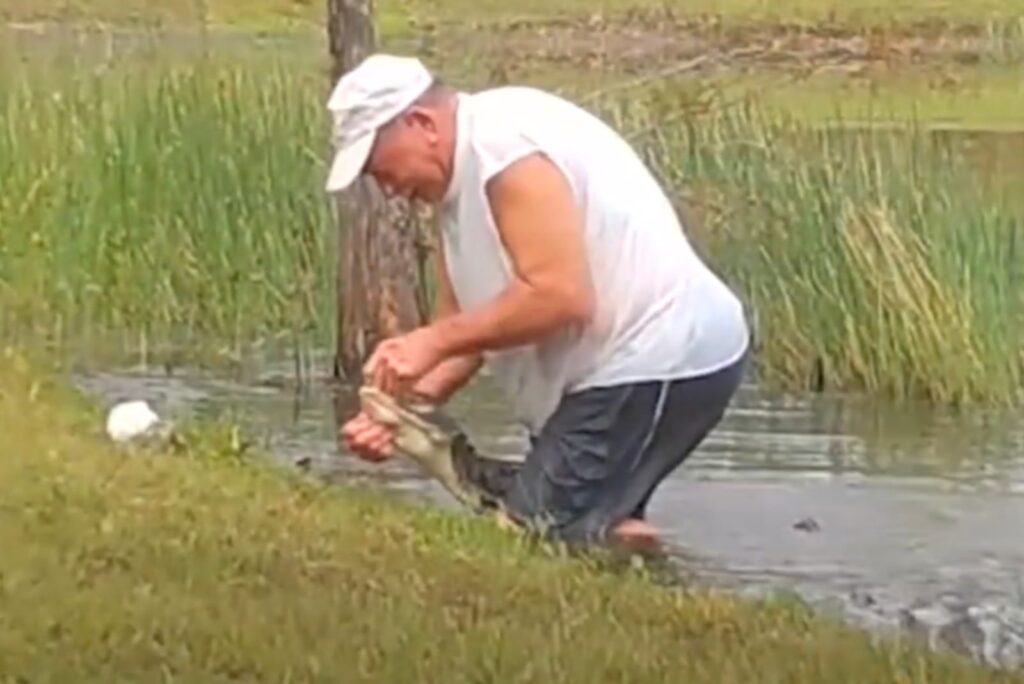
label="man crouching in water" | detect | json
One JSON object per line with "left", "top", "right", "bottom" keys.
{"left": 328, "top": 54, "right": 750, "bottom": 551}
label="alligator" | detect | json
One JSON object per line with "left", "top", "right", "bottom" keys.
{"left": 357, "top": 385, "right": 524, "bottom": 518}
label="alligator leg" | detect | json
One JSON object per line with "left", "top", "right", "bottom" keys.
{"left": 450, "top": 435, "right": 524, "bottom": 510}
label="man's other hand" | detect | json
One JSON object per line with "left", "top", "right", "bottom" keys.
{"left": 340, "top": 411, "right": 395, "bottom": 462}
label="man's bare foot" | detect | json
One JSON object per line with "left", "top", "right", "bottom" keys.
{"left": 494, "top": 509, "right": 519, "bottom": 532}
{"left": 611, "top": 518, "right": 662, "bottom": 553}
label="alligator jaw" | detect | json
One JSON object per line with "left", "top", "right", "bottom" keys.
{"left": 357, "top": 385, "right": 487, "bottom": 511}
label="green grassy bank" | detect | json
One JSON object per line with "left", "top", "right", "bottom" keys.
{"left": 0, "top": 350, "right": 1022, "bottom": 682}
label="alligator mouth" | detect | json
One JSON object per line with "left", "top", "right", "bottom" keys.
{"left": 358, "top": 385, "right": 519, "bottom": 513}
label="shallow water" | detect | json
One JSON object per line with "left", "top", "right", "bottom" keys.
{"left": 74, "top": 357, "right": 1024, "bottom": 670}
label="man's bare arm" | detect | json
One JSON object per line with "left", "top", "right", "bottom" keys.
{"left": 411, "top": 234, "right": 483, "bottom": 403}
{"left": 429, "top": 152, "right": 595, "bottom": 358}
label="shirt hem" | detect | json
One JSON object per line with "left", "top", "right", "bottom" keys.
{"left": 564, "top": 335, "right": 751, "bottom": 395}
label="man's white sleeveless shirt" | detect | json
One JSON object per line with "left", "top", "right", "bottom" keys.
{"left": 438, "top": 86, "right": 749, "bottom": 434}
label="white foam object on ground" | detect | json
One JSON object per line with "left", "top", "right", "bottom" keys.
{"left": 105, "top": 400, "right": 160, "bottom": 442}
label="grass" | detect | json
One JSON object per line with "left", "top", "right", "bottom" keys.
{"left": 1, "top": 348, "right": 1023, "bottom": 682}
{"left": 394, "top": 0, "right": 1024, "bottom": 25}
{"left": 703, "top": 66, "right": 1024, "bottom": 133}
{"left": 5, "top": 0, "right": 1022, "bottom": 29}
{"left": 420, "top": 60, "right": 1024, "bottom": 135}
{"left": 0, "top": 54, "right": 334, "bottom": 367}
{"left": 0, "top": 0, "right": 322, "bottom": 30}
{"left": 595, "top": 91, "right": 1024, "bottom": 404}
{"left": 1, "top": 34, "right": 1022, "bottom": 403}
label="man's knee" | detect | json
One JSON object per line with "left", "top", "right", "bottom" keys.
{"left": 499, "top": 383, "right": 667, "bottom": 545}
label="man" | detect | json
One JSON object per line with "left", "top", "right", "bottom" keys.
{"left": 328, "top": 54, "right": 750, "bottom": 549}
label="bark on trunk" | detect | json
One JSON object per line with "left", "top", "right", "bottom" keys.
{"left": 327, "top": 0, "right": 427, "bottom": 381}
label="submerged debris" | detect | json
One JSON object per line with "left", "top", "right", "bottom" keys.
{"left": 793, "top": 516, "right": 821, "bottom": 532}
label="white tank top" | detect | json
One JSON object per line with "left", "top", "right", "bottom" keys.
{"left": 438, "top": 87, "right": 750, "bottom": 434}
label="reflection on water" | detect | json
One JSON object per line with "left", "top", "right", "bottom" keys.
{"left": 73, "top": 359, "right": 1024, "bottom": 670}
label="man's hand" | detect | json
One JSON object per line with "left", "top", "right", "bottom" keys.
{"left": 364, "top": 325, "right": 448, "bottom": 396}
{"left": 340, "top": 411, "right": 395, "bottom": 462}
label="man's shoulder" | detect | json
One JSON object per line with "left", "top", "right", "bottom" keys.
{"left": 458, "top": 88, "right": 547, "bottom": 167}
{"left": 462, "top": 86, "right": 590, "bottom": 155}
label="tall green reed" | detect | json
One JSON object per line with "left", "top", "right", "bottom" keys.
{"left": 3, "top": 44, "right": 1021, "bottom": 405}
{"left": 600, "top": 93, "right": 1023, "bottom": 405}
{"left": 0, "top": 55, "right": 335, "bottom": 366}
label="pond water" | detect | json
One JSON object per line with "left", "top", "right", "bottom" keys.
{"left": 74, "top": 356, "right": 1024, "bottom": 671}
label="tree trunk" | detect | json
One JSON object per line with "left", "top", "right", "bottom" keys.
{"left": 327, "top": 0, "right": 427, "bottom": 381}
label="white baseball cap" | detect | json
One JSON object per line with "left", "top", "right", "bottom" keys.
{"left": 325, "top": 53, "right": 434, "bottom": 192}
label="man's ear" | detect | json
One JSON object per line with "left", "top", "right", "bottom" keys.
{"left": 406, "top": 107, "right": 439, "bottom": 141}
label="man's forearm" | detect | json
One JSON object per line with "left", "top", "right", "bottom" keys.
{"left": 412, "top": 352, "right": 482, "bottom": 403}
{"left": 431, "top": 279, "right": 591, "bottom": 359}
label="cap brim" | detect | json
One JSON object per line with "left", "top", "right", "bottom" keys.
{"left": 325, "top": 130, "right": 376, "bottom": 192}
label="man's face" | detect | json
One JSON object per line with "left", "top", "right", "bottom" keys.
{"left": 363, "top": 107, "right": 448, "bottom": 204}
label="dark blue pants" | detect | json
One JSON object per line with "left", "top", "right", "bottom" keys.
{"left": 471, "top": 351, "right": 747, "bottom": 546}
